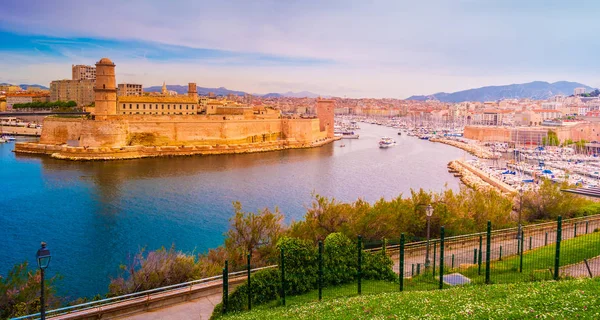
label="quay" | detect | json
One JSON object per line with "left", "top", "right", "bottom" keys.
{"left": 449, "top": 159, "right": 517, "bottom": 194}
{"left": 430, "top": 137, "right": 496, "bottom": 159}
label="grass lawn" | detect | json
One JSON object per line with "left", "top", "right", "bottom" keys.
{"left": 458, "top": 231, "right": 600, "bottom": 284}
{"left": 223, "top": 277, "right": 600, "bottom": 319}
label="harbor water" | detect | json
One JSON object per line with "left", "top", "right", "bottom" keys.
{"left": 1, "top": 123, "right": 468, "bottom": 300}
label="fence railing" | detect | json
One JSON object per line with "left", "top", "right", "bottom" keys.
{"left": 11, "top": 265, "right": 276, "bottom": 320}
{"left": 220, "top": 214, "right": 600, "bottom": 315}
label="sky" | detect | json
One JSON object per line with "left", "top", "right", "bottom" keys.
{"left": 1, "top": 0, "right": 599, "bottom": 98}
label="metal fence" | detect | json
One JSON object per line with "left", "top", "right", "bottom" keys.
{"left": 220, "top": 214, "right": 600, "bottom": 314}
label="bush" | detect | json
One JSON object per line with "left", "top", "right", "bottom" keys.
{"left": 0, "top": 262, "right": 60, "bottom": 319}
{"left": 277, "top": 237, "right": 317, "bottom": 295}
{"left": 323, "top": 232, "right": 357, "bottom": 285}
{"left": 108, "top": 246, "right": 198, "bottom": 296}
{"left": 211, "top": 268, "right": 281, "bottom": 319}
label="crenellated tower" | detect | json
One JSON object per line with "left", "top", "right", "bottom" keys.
{"left": 94, "top": 57, "right": 117, "bottom": 119}
{"left": 316, "top": 98, "right": 335, "bottom": 138}
{"left": 188, "top": 82, "right": 198, "bottom": 100}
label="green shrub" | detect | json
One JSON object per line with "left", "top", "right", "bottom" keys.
{"left": 278, "top": 237, "right": 317, "bottom": 295}
{"left": 211, "top": 268, "right": 281, "bottom": 319}
{"left": 323, "top": 232, "right": 357, "bottom": 285}
{"left": 363, "top": 250, "right": 396, "bottom": 282}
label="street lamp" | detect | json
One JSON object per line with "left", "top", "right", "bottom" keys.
{"left": 36, "top": 242, "right": 51, "bottom": 320}
{"left": 425, "top": 204, "right": 434, "bottom": 269}
{"left": 517, "top": 187, "right": 523, "bottom": 240}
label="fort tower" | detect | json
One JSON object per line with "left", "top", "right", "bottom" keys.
{"left": 316, "top": 98, "right": 335, "bottom": 138}
{"left": 188, "top": 83, "right": 198, "bottom": 100}
{"left": 94, "top": 58, "right": 117, "bottom": 119}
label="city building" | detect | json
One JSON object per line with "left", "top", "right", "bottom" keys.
{"left": 50, "top": 79, "right": 95, "bottom": 106}
{"left": 117, "top": 83, "right": 143, "bottom": 96}
{"left": 5, "top": 93, "right": 50, "bottom": 108}
{"left": 72, "top": 65, "right": 96, "bottom": 80}
{"left": 574, "top": 87, "right": 587, "bottom": 95}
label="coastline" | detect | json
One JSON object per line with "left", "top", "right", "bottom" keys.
{"left": 13, "top": 137, "right": 340, "bottom": 161}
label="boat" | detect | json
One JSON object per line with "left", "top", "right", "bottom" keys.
{"left": 340, "top": 144, "right": 346, "bottom": 148}
{"left": 1, "top": 135, "right": 16, "bottom": 141}
{"left": 0, "top": 138, "right": 5, "bottom": 143}
{"left": 397, "top": 131, "right": 402, "bottom": 136}
{"left": 341, "top": 131, "right": 359, "bottom": 139}
{"left": 379, "top": 137, "right": 395, "bottom": 148}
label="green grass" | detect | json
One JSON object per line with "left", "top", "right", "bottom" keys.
{"left": 457, "top": 231, "right": 600, "bottom": 284}
{"left": 223, "top": 278, "right": 600, "bottom": 319}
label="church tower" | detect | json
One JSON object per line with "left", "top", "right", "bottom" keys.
{"left": 161, "top": 81, "right": 167, "bottom": 95}
{"left": 94, "top": 57, "right": 117, "bottom": 119}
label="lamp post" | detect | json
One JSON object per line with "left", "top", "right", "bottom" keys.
{"left": 36, "top": 242, "right": 51, "bottom": 320}
{"left": 425, "top": 204, "right": 434, "bottom": 269}
{"left": 517, "top": 187, "right": 523, "bottom": 240}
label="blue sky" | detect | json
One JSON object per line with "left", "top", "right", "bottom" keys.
{"left": 1, "top": 0, "right": 599, "bottom": 98}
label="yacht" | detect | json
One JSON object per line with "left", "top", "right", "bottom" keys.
{"left": 1, "top": 135, "right": 16, "bottom": 141}
{"left": 379, "top": 137, "right": 395, "bottom": 148}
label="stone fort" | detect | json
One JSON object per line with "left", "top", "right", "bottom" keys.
{"left": 15, "top": 58, "right": 337, "bottom": 160}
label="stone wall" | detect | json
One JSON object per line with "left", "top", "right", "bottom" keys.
{"left": 36, "top": 115, "right": 325, "bottom": 148}
{"left": 39, "top": 117, "right": 83, "bottom": 144}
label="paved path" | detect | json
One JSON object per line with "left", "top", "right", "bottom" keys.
{"left": 120, "top": 294, "right": 221, "bottom": 320}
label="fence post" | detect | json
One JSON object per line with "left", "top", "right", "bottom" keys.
{"left": 519, "top": 230, "right": 524, "bottom": 273}
{"left": 358, "top": 235, "right": 362, "bottom": 295}
{"left": 382, "top": 237, "right": 386, "bottom": 255}
{"left": 574, "top": 222, "right": 578, "bottom": 238}
{"left": 529, "top": 236, "right": 532, "bottom": 251}
{"left": 417, "top": 263, "right": 421, "bottom": 275}
{"left": 452, "top": 254, "right": 455, "bottom": 269}
{"left": 485, "top": 221, "right": 491, "bottom": 284}
{"left": 586, "top": 221, "right": 589, "bottom": 234}
{"left": 412, "top": 264, "right": 415, "bottom": 276}
{"left": 247, "top": 253, "right": 251, "bottom": 311}
{"left": 433, "top": 241, "right": 437, "bottom": 277}
{"left": 439, "top": 226, "right": 445, "bottom": 289}
{"left": 499, "top": 245, "right": 502, "bottom": 261}
{"left": 400, "top": 233, "right": 405, "bottom": 292}
{"left": 473, "top": 248, "right": 477, "bottom": 264}
{"left": 478, "top": 235, "right": 482, "bottom": 275}
{"left": 223, "top": 260, "right": 228, "bottom": 314}
{"left": 318, "top": 240, "right": 323, "bottom": 301}
{"left": 554, "top": 216, "right": 562, "bottom": 281}
{"left": 545, "top": 232, "right": 548, "bottom": 246}
{"left": 280, "top": 248, "right": 286, "bottom": 306}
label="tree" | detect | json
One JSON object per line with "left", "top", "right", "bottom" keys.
{"left": 522, "top": 180, "right": 591, "bottom": 221}
{"left": 224, "top": 202, "right": 284, "bottom": 268}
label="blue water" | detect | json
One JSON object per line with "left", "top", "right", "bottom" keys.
{"left": 0, "top": 124, "right": 468, "bottom": 300}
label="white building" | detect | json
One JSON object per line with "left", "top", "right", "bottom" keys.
{"left": 574, "top": 87, "right": 587, "bottom": 95}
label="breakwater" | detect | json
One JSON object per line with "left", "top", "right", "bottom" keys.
{"left": 449, "top": 159, "right": 516, "bottom": 195}
{"left": 431, "top": 138, "right": 496, "bottom": 159}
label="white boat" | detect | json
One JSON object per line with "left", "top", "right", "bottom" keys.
{"left": 0, "top": 138, "right": 5, "bottom": 143}
{"left": 379, "top": 137, "right": 395, "bottom": 148}
{"left": 1, "top": 135, "right": 16, "bottom": 141}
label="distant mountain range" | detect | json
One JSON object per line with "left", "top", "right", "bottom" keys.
{"left": 0, "top": 83, "right": 49, "bottom": 90}
{"left": 406, "top": 81, "right": 597, "bottom": 102}
{"left": 144, "top": 85, "right": 323, "bottom": 98}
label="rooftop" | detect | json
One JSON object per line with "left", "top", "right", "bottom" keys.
{"left": 118, "top": 96, "right": 197, "bottom": 103}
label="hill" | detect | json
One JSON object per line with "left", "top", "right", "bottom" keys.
{"left": 144, "top": 85, "right": 247, "bottom": 96}
{"left": 144, "top": 85, "right": 324, "bottom": 98}
{"left": 222, "top": 278, "right": 600, "bottom": 319}
{"left": 407, "top": 81, "right": 596, "bottom": 102}
{"left": 0, "top": 83, "right": 49, "bottom": 90}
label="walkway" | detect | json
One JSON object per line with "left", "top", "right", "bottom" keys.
{"left": 120, "top": 294, "right": 221, "bottom": 320}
